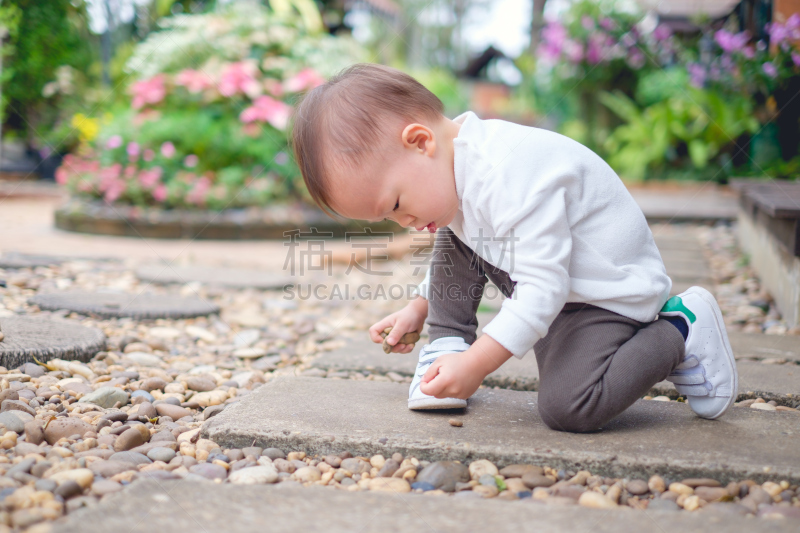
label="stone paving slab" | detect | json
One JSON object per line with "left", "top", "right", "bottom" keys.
{"left": 0, "top": 316, "right": 106, "bottom": 368}
{"left": 135, "top": 264, "right": 294, "bottom": 289}
{"left": 28, "top": 291, "right": 220, "bottom": 319}
{"left": 727, "top": 332, "right": 800, "bottom": 362}
{"left": 56, "top": 479, "right": 798, "bottom": 533}
{"left": 204, "top": 377, "right": 800, "bottom": 484}
{"left": 630, "top": 187, "right": 737, "bottom": 221}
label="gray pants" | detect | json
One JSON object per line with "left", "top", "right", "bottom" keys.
{"left": 426, "top": 228, "right": 685, "bottom": 433}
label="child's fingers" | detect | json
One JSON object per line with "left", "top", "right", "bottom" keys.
{"left": 390, "top": 343, "right": 407, "bottom": 353}
{"left": 369, "top": 318, "right": 394, "bottom": 343}
{"left": 419, "top": 374, "right": 445, "bottom": 397}
{"left": 421, "top": 360, "right": 441, "bottom": 383}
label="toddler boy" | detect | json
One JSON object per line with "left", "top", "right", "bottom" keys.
{"left": 291, "top": 64, "right": 738, "bottom": 432}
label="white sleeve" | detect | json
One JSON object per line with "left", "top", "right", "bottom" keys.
{"left": 480, "top": 183, "right": 573, "bottom": 359}
{"left": 411, "top": 267, "right": 431, "bottom": 300}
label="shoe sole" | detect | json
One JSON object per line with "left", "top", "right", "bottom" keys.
{"left": 686, "top": 286, "right": 738, "bottom": 419}
{"left": 408, "top": 397, "right": 467, "bottom": 410}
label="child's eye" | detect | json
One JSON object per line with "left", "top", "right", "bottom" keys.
{"left": 393, "top": 201, "right": 399, "bottom": 211}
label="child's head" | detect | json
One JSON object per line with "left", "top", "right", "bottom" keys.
{"left": 292, "top": 63, "right": 460, "bottom": 231}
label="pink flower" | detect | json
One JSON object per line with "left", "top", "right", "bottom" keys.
{"left": 106, "top": 135, "right": 123, "bottom": 149}
{"left": 184, "top": 154, "right": 199, "bottom": 168}
{"left": 714, "top": 30, "right": 749, "bottom": 53}
{"left": 186, "top": 176, "right": 211, "bottom": 205}
{"left": 283, "top": 68, "right": 326, "bottom": 93}
{"left": 131, "top": 75, "right": 167, "bottom": 109}
{"left": 792, "top": 53, "right": 800, "bottom": 67}
{"left": 540, "top": 22, "right": 567, "bottom": 62}
{"left": 653, "top": 24, "right": 671, "bottom": 41}
{"left": 143, "top": 149, "right": 155, "bottom": 162}
{"left": 153, "top": 184, "right": 168, "bottom": 202}
{"left": 138, "top": 167, "right": 163, "bottom": 189}
{"left": 55, "top": 167, "right": 68, "bottom": 185}
{"left": 564, "top": 40, "right": 584, "bottom": 63}
{"left": 763, "top": 62, "right": 778, "bottom": 78}
{"left": 239, "top": 95, "right": 293, "bottom": 130}
{"left": 581, "top": 16, "right": 594, "bottom": 31}
{"left": 127, "top": 142, "right": 140, "bottom": 161}
{"left": 743, "top": 46, "right": 755, "bottom": 59}
{"left": 599, "top": 18, "right": 615, "bottom": 31}
{"left": 175, "top": 69, "right": 213, "bottom": 94}
{"left": 219, "top": 62, "right": 261, "bottom": 98}
{"left": 161, "top": 142, "right": 176, "bottom": 158}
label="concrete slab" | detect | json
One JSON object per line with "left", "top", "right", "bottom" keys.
{"left": 631, "top": 187, "right": 737, "bottom": 221}
{"left": 203, "top": 377, "right": 800, "bottom": 484}
{"left": 653, "top": 360, "right": 800, "bottom": 405}
{"left": 311, "top": 317, "right": 798, "bottom": 399}
{"left": 55, "top": 479, "right": 799, "bottom": 533}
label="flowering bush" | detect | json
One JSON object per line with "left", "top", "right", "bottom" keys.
{"left": 687, "top": 15, "right": 800, "bottom": 95}
{"left": 56, "top": 1, "right": 365, "bottom": 210}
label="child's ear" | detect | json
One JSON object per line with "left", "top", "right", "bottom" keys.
{"left": 401, "top": 123, "right": 436, "bottom": 156}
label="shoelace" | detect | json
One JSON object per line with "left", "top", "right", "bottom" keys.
{"left": 666, "top": 355, "right": 713, "bottom": 397}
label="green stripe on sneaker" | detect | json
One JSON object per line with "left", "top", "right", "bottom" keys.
{"left": 661, "top": 296, "right": 697, "bottom": 323}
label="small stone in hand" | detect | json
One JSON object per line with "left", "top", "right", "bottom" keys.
{"left": 381, "top": 327, "right": 421, "bottom": 354}
{"left": 449, "top": 419, "right": 463, "bottom": 427}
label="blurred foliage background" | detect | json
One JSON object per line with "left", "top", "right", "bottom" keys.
{"left": 1, "top": 0, "right": 798, "bottom": 211}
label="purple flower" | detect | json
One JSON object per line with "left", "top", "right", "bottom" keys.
{"left": 627, "top": 50, "right": 645, "bottom": 70}
{"left": 688, "top": 63, "right": 707, "bottom": 88}
{"left": 581, "top": 15, "right": 594, "bottom": 31}
{"left": 184, "top": 154, "right": 199, "bottom": 168}
{"left": 106, "top": 135, "right": 123, "bottom": 150}
{"left": 564, "top": 40, "right": 584, "bottom": 63}
{"left": 768, "top": 22, "right": 789, "bottom": 45}
{"left": 743, "top": 46, "right": 755, "bottom": 59}
{"left": 792, "top": 53, "right": 800, "bottom": 67}
{"left": 599, "top": 17, "right": 615, "bottom": 31}
{"left": 653, "top": 24, "right": 671, "bottom": 42}
{"left": 714, "top": 30, "right": 749, "bottom": 53}
{"left": 762, "top": 62, "right": 778, "bottom": 78}
{"left": 788, "top": 13, "right": 800, "bottom": 30}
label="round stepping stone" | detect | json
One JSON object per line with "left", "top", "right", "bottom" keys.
{"left": 135, "top": 265, "right": 294, "bottom": 290}
{"left": 0, "top": 253, "right": 63, "bottom": 269}
{"left": 0, "top": 316, "right": 105, "bottom": 368}
{"left": 28, "top": 291, "right": 219, "bottom": 320}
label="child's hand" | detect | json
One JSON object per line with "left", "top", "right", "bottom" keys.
{"left": 419, "top": 350, "right": 485, "bottom": 399}
{"left": 369, "top": 297, "right": 428, "bottom": 354}
{"left": 420, "top": 335, "right": 514, "bottom": 399}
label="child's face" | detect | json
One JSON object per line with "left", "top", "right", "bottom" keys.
{"left": 327, "top": 119, "right": 460, "bottom": 232}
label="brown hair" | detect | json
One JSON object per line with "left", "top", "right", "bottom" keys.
{"left": 291, "top": 63, "right": 444, "bottom": 216}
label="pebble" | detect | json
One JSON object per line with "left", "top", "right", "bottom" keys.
{"left": 1, "top": 400, "right": 35, "bottom": 417}
{"left": 131, "top": 390, "right": 155, "bottom": 403}
{"left": 468, "top": 459, "right": 498, "bottom": 480}
{"left": 48, "top": 468, "right": 94, "bottom": 489}
{"left": 55, "top": 480, "right": 83, "bottom": 500}
{"left": 448, "top": 418, "right": 462, "bottom": 427}
{"left": 88, "top": 460, "right": 136, "bottom": 478}
{"left": 20, "top": 363, "right": 45, "bottom": 378}
{"left": 478, "top": 474, "right": 497, "bottom": 487}
{"left": 125, "top": 352, "right": 162, "bottom": 367}
{"left": 669, "top": 483, "right": 694, "bottom": 496}
{"left": 192, "top": 390, "right": 228, "bottom": 407}
{"left": 499, "top": 464, "right": 543, "bottom": 478}
{"left": 113, "top": 426, "right": 150, "bottom": 452}
{"left": 751, "top": 403, "right": 777, "bottom": 411}
{"left": 147, "top": 447, "right": 176, "bottom": 463}
{"left": 521, "top": 473, "right": 555, "bottom": 489}
{"left": 369, "top": 477, "right": 411, "bottom": 492}
{"left": 626, "top": 479, "right": 649, "bottom": 495}
{"left": 472, "top": 485, "right": 499, "bottom": 498}
{"left": 137, "top": 401, "right": 158, "bottom": 420}
{"left": 155, "top": 403, "right": 193, "bottom": 420}
{"left": 228, "top": 466, "right": 279, "bottom": 485}
{"left": 109, "top": 451, "right": 152, "bottom": 465}
{"left": 140, "top": 377, "right": 168, "bottom": 392}
{"left": 341, "top": 458, "right": 370, "bottom": 475}
{"left": 79, "top": 387, "right": 129, "bottom": 408}
{"left": 189, "top": 463, "right": 227, "bottom": 481}
{"left": 44, "top": 418, "right": 93, "bottom": 445}
{"left": 91, "top": 479, "right": 123, "bottom": 496}
{"left": 186, "top": 377, "right": 217, "bottom": 392}
{"left": 0, "top": 411, "right": 24, "bottom": 433}
{"left": 369, "top": 455, "right": 385, "bottom": 469}
{"left": 35, "top": 479, "right": 58, "bottom": 492}
{"left": 377, "top": 459, "right": 400, "bottom": 478}
{"left": 414, "top": 461, "right": 469, "bottom": 492}
{"left": 578, "top": 491, "right": 618, "bottom": 509}
{"left": 294, "top": 466, "right": 321, "bottom": 483}
{"left": 681, "top": 478, "right": 721, "bottom": 488}
{"left": 694, "top": 486, "right": 728, "bottom": 502}
{"left": 648, "top": 475, "right": 666, "bottom": 493}
{"left": 261, "top": 448, "right": 286, "bottom": 460}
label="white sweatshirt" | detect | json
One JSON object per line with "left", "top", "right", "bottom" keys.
{"left": 417, "top": 111, "right": 672, "bottom": 358}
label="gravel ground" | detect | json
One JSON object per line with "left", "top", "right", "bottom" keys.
{"left": 0, "top": 227, "right": 798, "bottom": 531}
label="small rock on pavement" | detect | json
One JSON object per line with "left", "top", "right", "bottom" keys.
{"left": 468, "top": 459, "right": 498, "bottom": 480}
{"left": 448, "top": 418, "right": 462, "bottom": 427}
{"left": 79, "top": 387, "right": 129, "bottom": 409}
{"left": 579, "top": 491, "right": 618, "bottom": 509}
{"left": 341, "top": 458, "right": 370, "bottom": 474}
{"left": 228, "top": 466, "right": 278, "bottom": 485}
{"left": 694, "top": 486, "right": 728, "bottom": 502}
{"left": 1, "top": 400, "right": 35, "bottom": 417}
{"left": 20, "top": 363, "right": 45, "bottom": 378}
{"left": 55, "top": 480, "right": 83, "bottom": 500}
{"left": 92, "top": 480, "right": 123, "bottom": 497}
{"left": 192, "top": 390, "right": 228, "bottom": 407}
{"left": 294, "top": 466, "right": 321, "bottom": 483}
{"left": 521, "top": 473, "right": 555, "bottom": 489}
{"left": 415, "top": 461, "right": 470, "bottom": 492}
{"left": 648, "top": 475, "right": 666, "bottom": 493}
{"left": 186, "top": 377, "right": 217, "bottom": 392}
{"left": 0, "top": 412, "right": 24, "bottom": 433}
{"left": 369, "top": 478, "right": 411, "bottom": 492}
{"left": 89, "top": 460, "right": 136, "bottom": 478}
{"left": 44, "top": 418, "right": 93, "bottom": 445}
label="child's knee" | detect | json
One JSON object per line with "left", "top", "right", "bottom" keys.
{"left": 537, "top": 396, "right": 600, "bottom": 433}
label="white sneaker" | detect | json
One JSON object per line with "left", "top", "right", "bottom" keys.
{"left": 408, "top": 337, "right": 470, "bottom": 410}
{"left": 659, "top": 286, "right": 738, "bottom": 419}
